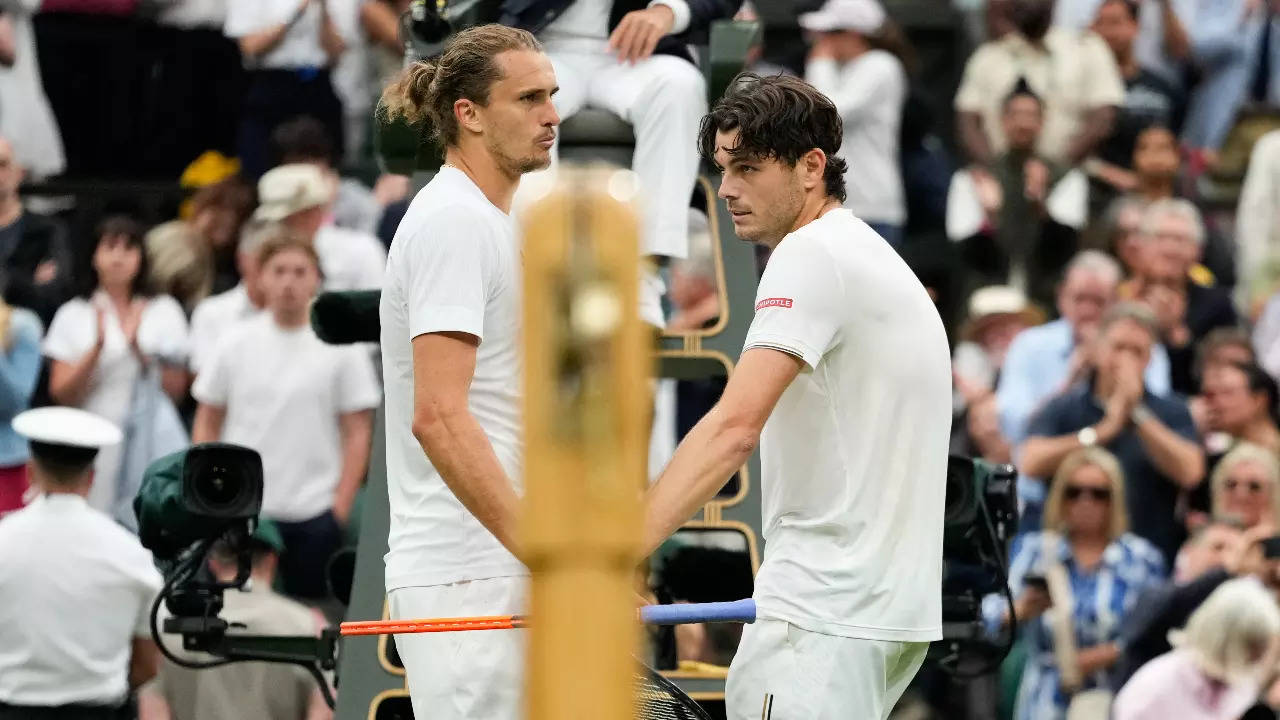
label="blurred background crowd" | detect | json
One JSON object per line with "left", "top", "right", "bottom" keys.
{"left": 8, "top": 0, "right": 1280, "bottom": 715}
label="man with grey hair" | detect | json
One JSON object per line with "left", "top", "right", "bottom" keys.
{"left": 1127, "top": 198, "right": 1236, "bottom": 394}
{"left": 1021, "top": 302, "right": 1204, "bottom": 561}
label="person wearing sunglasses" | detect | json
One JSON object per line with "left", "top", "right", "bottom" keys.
{"left": 1210, "top": 443, "right": 1280, "bottom": 532}
{"left": 1004, "top": 447, "right": 1167, "bottom": 720}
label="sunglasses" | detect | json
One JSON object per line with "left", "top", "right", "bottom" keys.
{"left": 1226, "top": 478, "right": 1269, "bottom": 494}
{"left": 1064, "top": 485, "right": 1111, "bottom": 502}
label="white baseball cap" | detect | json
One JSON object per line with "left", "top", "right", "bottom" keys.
{"left": 799, "top": 0, "right": 887, "bottom": 33}
{"left": 254, "top": 164, "right": 330, "bottom": 222}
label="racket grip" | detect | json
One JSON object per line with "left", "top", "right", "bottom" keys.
{"left": 640, "top": 599, "right": 756, "bottom": 625}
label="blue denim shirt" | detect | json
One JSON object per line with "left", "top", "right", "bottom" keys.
{"left": 0, "top": 309, "right": 44, "bottom": 466}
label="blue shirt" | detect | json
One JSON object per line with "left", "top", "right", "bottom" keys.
{"left": 0, "top": 309, "right": 42, "bottom": 467}
{"left": 1026, "top": 381, "right": 1199, "bottom": 562}
{"left": 997, "top": 319, "right": 1172, "bottom": 449}
{"left": 1009, "top": 531, "right": 1167, "bottom": 720}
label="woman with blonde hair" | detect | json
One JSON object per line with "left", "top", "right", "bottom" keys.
{"left": 1005, "top": 447, "right": 1167, "bottom": 720}
{"left": 1209, "top": 443, "right": 1280, "bottom": 531}
{"left": 1113, "top": 577, "right": 1280, "bottom": 719}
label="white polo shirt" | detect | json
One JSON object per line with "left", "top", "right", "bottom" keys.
{"left": 379, "top": 167, "right": 525, "bottom": 591}
{"left": 744, "top": 209, "right": 951, "bottom": 642}
{"left": 188, "top": 283, "right": 263, "bottom": 374}
{"left": 0, "top": 494, "right": 162, "bottom": 706}
{"left": 192, "top": 314, "right": 382, "bottom": 521}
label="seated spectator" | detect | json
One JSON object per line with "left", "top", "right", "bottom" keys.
{"left": 188, "top": 222, "right": 271, "bottom": 376}
{"left": 955, "top": 0, "right": 1125, "bottom": 169}
{"left": 947, "top": 81, "right": 1088, "bottom": 307}
{"left": 799, "top": 0, "right": 910, "bottom": 246}
{"left": 44, "top": 216, "right": 191, "bottom": 528}
{"left": 0, "top": 135, "right": 72, "bottom": 327}
{"left": 997, "top": 251, "right": 1170, "bottom": 450}
{"left": 1021, "top": 302, "right": 1203, "bottom": 561}
{"left": 192, "top": 231, "right": 380, "bottom": 604}
{"left": 1199, "top": 363, "right": 1280, "bottom": 457}
{"left": 953, "top": 286, "right": 1044, "bottom": 462}
{"left": 1236, "top": 129, "right": 1280, "bottom": 313}
{"left": 271, "top": 116, "right": 407, "bottom": 237}
{"left": 138, "top": 520, "right": 331, "bottom": 720}
{"left": 1105, "top": 195, "right": 1146, "bottom": 271}
{"left": 1125, "top": 125, "right": 1179, "bottom": 205}
{"left": 1173, "top": 517, "right": 1244, "bottom": 583}
{"left": 1209, "top": 444, "right": 1280, "bottom": 531}
{"left": 255, "top": 164, "right": 386, "bottom": 292}
{"left": 1113, "top": 577, "right": 1280, "bottom": 720}
{"left": 1086, "top": 0, "right": 1184, "bottom": 200}
{"left": 0, "top": 289, "right": 43, "bottom": 516}
{"left": 1196, "top": 327, "right": 1254, "bottom": 378}
{"left": 1003, "top": 447, "right": 1166, "bottom": 720}
{"left": 1123, "top": 198, "right": 1237, "bottom": 393}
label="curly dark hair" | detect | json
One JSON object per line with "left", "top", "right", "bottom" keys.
{"left": 697, "top": 73, "right": 848, "bottom": 203}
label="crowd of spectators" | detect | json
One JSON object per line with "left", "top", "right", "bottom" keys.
{"left": 9, "top": 0, "right": 1280, "bottom": 714}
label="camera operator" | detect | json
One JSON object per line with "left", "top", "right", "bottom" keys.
{"left": 0, "top": 407, "right": 161, "bottom": 720}
{"left": 137, "top": 520, "right": 331, "bottom": 720}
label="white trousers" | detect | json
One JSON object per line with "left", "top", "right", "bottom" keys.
{"left": 389, "top": 577, "right": 528, "bottom": 720}
{"left": 532, "top": 44, "right": 707, "bottom": 263}
{"left": 725, "top": 620, "right": 929, "bottom": 720}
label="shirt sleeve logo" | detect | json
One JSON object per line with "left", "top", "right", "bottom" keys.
{"left": 755, "top": 297, "right": 794, "bottom": 311}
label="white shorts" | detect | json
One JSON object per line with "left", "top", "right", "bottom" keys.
{"left": 725, "top": 620, "right": 928, "bottom": 720}
{"left": 389, "top": 576, "right": 528, "bottom": 720}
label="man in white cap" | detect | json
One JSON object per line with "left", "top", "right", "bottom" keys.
{"left": 0, "top": 407, "right": 163, "bottom": 720}
{"left": 254, "top": 163, "right": 386, "bottom": 292}
{"left": 798, "top": 0, "right": 909, "bottom": 246}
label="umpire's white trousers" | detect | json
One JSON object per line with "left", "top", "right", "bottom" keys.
{"left": 726, "top": 620, "right": 929, "bottom": 720}
{"left": 390, "top": 576, "right": 528, "bottom": 720}
{"left": 522, "top": 40, "right": 707, "bottom": 264}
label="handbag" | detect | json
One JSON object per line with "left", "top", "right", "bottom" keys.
{"left": 1041, "top": 532, "right": 1114, "bottom": 720}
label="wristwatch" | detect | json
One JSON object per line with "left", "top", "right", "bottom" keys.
{"left": 1131, "top": 404, "right": 1155, "bottom": 426}
{"left": 1077, "top": 426, "right": 1098, "bottom": 447}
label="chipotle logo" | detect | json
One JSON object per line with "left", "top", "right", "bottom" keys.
{"left": 755, "top": 297, "right": 793, "bottom": 311}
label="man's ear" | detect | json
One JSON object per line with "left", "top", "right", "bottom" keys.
{"left": 455, "top": 98, "right": 482, "bottom": 135}
{"left": 800, "top": 148, "right": 828, "bottom": 192}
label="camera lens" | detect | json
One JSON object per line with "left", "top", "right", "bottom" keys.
{"left": 194, "top": 470, "right": 243, "bottom": 511}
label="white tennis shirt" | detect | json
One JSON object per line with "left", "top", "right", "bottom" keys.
{"left": 380, "top": 168, "right": 526, "bottom": 591}
{"left": 744, "top": 209, "right": 951, "bottom": 642}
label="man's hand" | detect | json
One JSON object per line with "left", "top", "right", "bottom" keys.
{"left": 609, "top": 6, "right": 675, "bottom": 64}
{"left": 34, "top": 260, "right": 58, "bottom": 286}
{"left": 971, "top": 166, "right": 1003, "bottom": 216}
{"left": 332, "top": 496, "right": 354, "bottom": 527}
{"left": 1141, "top": 284, "right": 1190, "bottom": 348}
{"left": 1023, "top": 157, "right": 1049, "bottom": 205}
{"left": 1014, "top": 585, "right": 1052, "bottom": 622}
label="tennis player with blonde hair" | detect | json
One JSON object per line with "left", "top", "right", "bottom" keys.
{"left": 377, "top": 24, "right": 558, "bottom": 720}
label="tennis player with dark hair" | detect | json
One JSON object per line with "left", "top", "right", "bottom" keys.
{"left": 641, "top": 73, "right": 951, "bottom": 719}
{"left": 377, "top": 24, "right": 558, "bottom": 720}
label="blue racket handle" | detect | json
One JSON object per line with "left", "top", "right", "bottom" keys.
{"left": 640, "top": 599, "right": 756, "bottom": 625}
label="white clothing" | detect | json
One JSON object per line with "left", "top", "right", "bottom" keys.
{"left": 515, "top": 44, "right": 706, "bottom": 261}
{"left": 42, "top": 294, "right": 190, "bottom": 516}
{"left": 1237, "top": 129, "right": 1280, "bottom": 308}
{"left": 0, "top": 494, "right": 162, "bottom": 706}
{"left": 223, "top": 0, "right": 359, "bottom": 69}
{"left": 380, "top": 167, "right": 525, "bottom": 590}
{"left": 540, "top": 0, "right": 692, "bottom": 46}
{"left": 188, "top": 283, "right": 262, "bottom": 374}
{"left": 315, "top": 223, "right": 387, "bottom": 292}
{"left": 192, "top": 313, "right": 380, "bottom": 521}
{"left": 743, "top": 209, "right": 950, "bottom": 642}
{"left": 389, "top": 577, "right": 526, "bottom": 720}
{"left": 725, "top": 619, "right": 928, "bottom": 720}
{"left": 0, "top": 0, "right": 65, "bottom": 177}
{"left": 805, "top": 51, "right": 907, "bottom": 225}
{"left": 158, "top": 0, "right": 226, "bottom": 29}
{"left": 945, "top": 167, "right": 1090, "bottom": 240}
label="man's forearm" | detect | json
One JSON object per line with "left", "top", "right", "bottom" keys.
{"left": 1135, "top": 418, "right": 1204, "bottom": 489}
{"left": 641, "top": 407, "right": 757, "bottom": 557}
{"left": 417, "top": 410, "right": 523, "bottom": 560}
{"left": 1019, "top": 434, "right": 1083, "bottom": 478}
{"left": 335, "top": 411, "right": 373, "bottom": 517}
{"left": 1066, "top": 107, "right": 1116, "bottom": 166}
{"left": 958, "top": 112, "right": 993, "bottom": 166}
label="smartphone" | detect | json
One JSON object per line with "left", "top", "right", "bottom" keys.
{"left": 1261, "top": 536, "right": 1280, "bottom": 559}
{"left": 1023, "top": 574, "right": 1049, "bottom": 592}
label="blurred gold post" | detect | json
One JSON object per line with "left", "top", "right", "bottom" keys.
{"left": 520, "top": 165, "right": 649, "bottom": 720}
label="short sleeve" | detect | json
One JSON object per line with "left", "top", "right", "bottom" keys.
{"left": 954, "top": 46, "right": 993, "bottom": 113}
{"left": 1080, "top": 33, "right": 1126, "bottom": 108}
{"left": 224, "top": 0, "right": 271, "bottom": 37}
{"left": 132, "top": 555, "right": 164, "bottom": 637}
{"left": 42, "top": 299, "right": 94, "bottom": 362}
{"left": 743, "top": 239, "right": 843, "bottom": 369}
{"left": 191, "top": 334, "right": 234, "bottom": 407}
{"left": 403, "top": 211, "right": 498, "bottom": 341}
{"left": 187, "top": 299, "right": 217, "bottom": 373}
{"left": 138, "top": 295, "right": 190, "bottom": 362}
{"left": 335, "top": 347, "right": 382, "bottom": 412}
